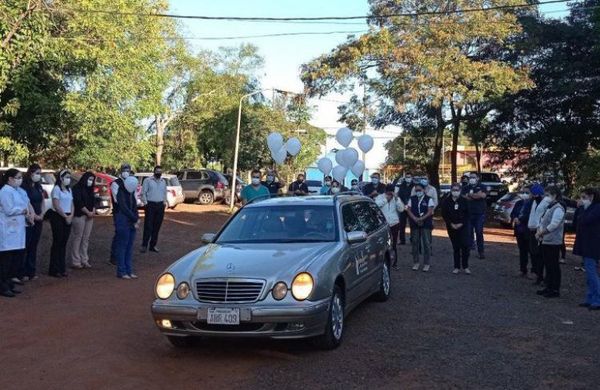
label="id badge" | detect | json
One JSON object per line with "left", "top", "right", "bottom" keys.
{"left": 454, "top": 204, "right": 459, "bottom": 210}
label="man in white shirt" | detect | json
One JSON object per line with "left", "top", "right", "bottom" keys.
{"left": 141, "top": 166, "right": 167, "bottom": 253}
{"left": 411, "top": 177, "right": 439, "bottom": 208}
{"left": 375, "top": 184, "right": 405, "bottom": 268}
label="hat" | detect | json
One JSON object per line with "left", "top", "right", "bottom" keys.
{"left": 120, "top": 163, "right": 131, "bottom": 172}
{"left": 531, "top": 183, "right": 544, "bottom": 196}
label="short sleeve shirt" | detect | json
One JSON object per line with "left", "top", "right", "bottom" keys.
{"left": 52, "top": 186, "right": 73, "bottom": 214}
{"left": 241, "top": 185, "right": 270, "bottom": 203}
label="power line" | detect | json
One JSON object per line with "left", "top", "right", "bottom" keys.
{"left": 56, "top": 0, "right": 571, "bottom": 22}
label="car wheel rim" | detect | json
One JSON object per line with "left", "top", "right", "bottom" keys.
{"left": 200, "top": 193, "right": 212, "bottom": 203}
{"left": 331, "top": 294, "right": 343, "bottom": 340}
{"left": 382, "top": 263, "right": 390, "bottom": 296}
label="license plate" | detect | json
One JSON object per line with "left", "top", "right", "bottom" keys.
{"left": 490, "top": 191, "right": 498, "bottom": 196}
{"left": 207, "top": 308, "right": 240, "bottom": 325}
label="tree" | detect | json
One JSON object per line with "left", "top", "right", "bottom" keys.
{"left": 302, "top": 0, "right": 532, "bottom": 184}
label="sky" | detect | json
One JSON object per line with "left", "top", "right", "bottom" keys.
{"left": 169, "top": 0, "right": 571, "bottom": 172}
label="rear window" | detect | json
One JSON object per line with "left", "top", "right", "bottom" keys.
{"left": 168, "top": 177, "right": 180, "bottom": 186}
{"left": 480, "top": 173, "right": 501, "bottom": 183}
{"left": 215, "top": 172, "right": 229, "bottom": 185}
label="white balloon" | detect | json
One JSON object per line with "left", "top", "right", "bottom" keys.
{"left": 332, "top": 165, "right": 347, "bottom": 184}
{"left": 336, "top": 127, "right": 353, "bottom": 148}
{"left": 317, "top": 158, "right": 333, "bottom": 176}
{"left": 271, "top": 146, "right": 287, "bottom": 165}
{"left": 357, "top": 134, "right": 374, "bottom": 154}
{"left": 343, "top": 148, "right": 359, "bottom": 168}
{"left": 267, "top": 132, "right": 284, "bottom": 153}
{"left": 351, "top": 160, "right": 365, "bottom": 177}
{"left": 285, "top": 137, "right": 302, "bottom": 156}
{"left": 335, "top": 149, "right": 346, "bottom": 166}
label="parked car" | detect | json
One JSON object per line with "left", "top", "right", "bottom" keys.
{"left": 224, "top": 174, "right": 246, "bottom": 204}
{"left": 134, "top": 173, "right": 185, "bottom": 209}
{"left": 151, "top": 194, "right": 393, "bottom": 349}
{"left": 493, "top": 192, "right": 519, "bottom": 226}
{"left": 305, "top": 180, "right": 322, "bottom": 195}
{"left": 174, "top": 169, "right": 230, "bottom": 205}
{"left": 0, "top": 167, "right": 55, "bottom": 216}
{"left": 71, "top": 172, "right": 113, "bottom": 216}
{"left": 462, "top": 171, "right": 509, "bottom": 203}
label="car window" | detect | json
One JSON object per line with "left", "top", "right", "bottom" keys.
{"left": 187, "top": 171, "right": 202, "bottom": 180}
{"left": 306, "top": 180, "right": 322, "bottom": 187}
{"left": 41, "top": 173, "right": 56, "bottom": 185}
{"left": 368, "top": 203, "right": 387, "bottom": 226}
{"left": 342, "top": 204, "right": 361, "bottom": 233}
{"left": 352, "top": 201, "right": 380, "bottom": 234}
{"left": 168, "top": 177, "right": 180, "bottom": 186}
{"left": 480, "top": 173, "right": 500, "bottom": 182}
{"left": 216, "top": 172, "right": 229, "bottom": 185}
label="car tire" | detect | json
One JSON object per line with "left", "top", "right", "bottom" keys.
{"left": 166, "top": 335, "right": 194, "bottom": 348}
{"left": 314, "top": 285, "right": 344, "bottom": 350}
{"left": 374, "top": 260, "right": 391, "bottom": 302}
{"left": 198, "top": 190, "right": 214, "bottom": 205}
{"left": 96, "top": 208, "right": 111, "bottom": 216}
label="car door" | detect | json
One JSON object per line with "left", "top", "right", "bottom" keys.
{"left": 368, "top": 202, "right": 390, "bottom": 276}
{"left": 183, "top": 171, "right": 203, "bottom": 199}
{"left": 340, "top": 202, "right": 370, "bottom": 306}
{"left": 353, "top": 201, "right": 385, "bottom": 288}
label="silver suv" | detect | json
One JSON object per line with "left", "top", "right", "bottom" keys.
{"left": 151, "top": 194, "right": 393, "bottom": 349}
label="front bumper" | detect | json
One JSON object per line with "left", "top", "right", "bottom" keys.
{"left": 151, "top": 298, "right": 330, "bottom": 339}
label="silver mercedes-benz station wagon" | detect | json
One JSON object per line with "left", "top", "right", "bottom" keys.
{"left": 151, "top": 194, "right": 393, "bottom": 349}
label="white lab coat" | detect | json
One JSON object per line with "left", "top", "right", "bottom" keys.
{"left": 0, "top": 185, "right": 29, "bottom": 251}
{"left": 375, "top": 194, "right": 405, "bottom": 226}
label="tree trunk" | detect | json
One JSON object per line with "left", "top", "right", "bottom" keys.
{"left": 155, "top": 115, "right": 164, "bottom": 166}
{"left": 475, "top": 142, "right": 482, "bottom": 174}
{"left": 449, "top": 102, "right": 461, "bottom": 184}
{"left": 427, "top": 106, "right": 445, "bottom": 189}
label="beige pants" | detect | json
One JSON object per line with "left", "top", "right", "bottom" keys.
{"left": 69, "top": 216, "right": 94, "bottom": 266}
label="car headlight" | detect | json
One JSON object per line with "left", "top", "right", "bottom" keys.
{"left": 156, "top": 273, "right": 175, "bottom": 299}
{"left": 291, "top": 273, "right": 314, "bottom": 301}
{"left": 272, "top": 282, "right": 288, "bottom": 300}
{"left": 176, "top": 282, "right": 190, "bottom": 299}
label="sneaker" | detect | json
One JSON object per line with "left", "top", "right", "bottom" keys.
{"left": 412, "top": 263, "right": 420, "bottom": 271}
{"left": 119, "top": 275, "right": 131, "bottom": 280}
{"left": 452, "top": 268, "right": 460, "bottom": 274}
{"left": 30, "top": 275, "right": 39, "bottom": 281}
{"left": 21, "top": 276, "right": 30, "bottom": 282}
{"left": 83, "top": 263, "right": 92, "bottom": 269}
{"left": 129, "top": 274, "right": 138, "bottom": 279}
{"left": 464, "top": 268, "right": 471, "bottom": 275}
{"left": 422, "top": 265, "right": 431, "bottom": 272}
{"left": 11, "top": 277, "right": 24, "bottom": 286}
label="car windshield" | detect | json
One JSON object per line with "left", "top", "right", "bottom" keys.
{"left": 216, "top": 205, "right": 337, "bottom": 244}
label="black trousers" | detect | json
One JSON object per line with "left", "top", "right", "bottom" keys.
{"left": 516, "top": 232, "right": 530, "bottom": 274}
{"left": 529, "top": 230, "right": 543, "bottom": 282}
{"left": 448, "top": 226, "right": 469, "bottom": 269}
{"left": 0, "top": 250, "right": 23, "bottom": 292}
{"left": 389, "top": 223, "right": 400, "bottom": 265}
{"left": 142, "top": 202, "right": 165, "bottom": 249}
{"left": 22, "top": 220, "right": 43, "bottom": 278}
{"left": 49, "top": 211, "right": 71, "bottom": 276}
{"left": 542, "top": 244, "right": 561, "bottom": 293}
{"left": 399, "top": 212, "right": 408, "bottom": 244}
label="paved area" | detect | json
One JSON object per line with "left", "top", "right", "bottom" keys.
{"left": 1, "top": 204, "right": 598, "bottom": 390}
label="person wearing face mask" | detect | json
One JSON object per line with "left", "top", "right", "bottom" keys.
{"left": 535, "top": 186, "right": 565, "bottom": 298}
{"left": 406, "top": 183, "right": 435, "bottom": 272}
{"left": 109, "top": 163, "right": 132, "bottom": 265}
{"left": 363, "top": 172, "right": 386, "bottom": 199}
{"left": 376, "top": 184, "right": 405, "bottom": 268}
{"left": 573, "top": 188, "right": 600, "bottom": 310}
{"left": 395, "top": 172, "right": 414, "bottom": 245}
{"left": 350, "top": 179, "right": 359, "bottom": 192}
{"left": 288, "top": 173, "right": 309, "bottom": 196}
{"left": 442, "top": 184, "right": 471, "bottom": 274}
{"left": 241, "top": 169, "right": 270, "bottom": 204}
{"left": 510, "top": 186, "right": 534, "bottom": 278}
{"left": 115, "top": 176, "right": 140, "bottom": 279}
{"left": 327, "top": 180, "right": 347, "bottom": 195}
{"left": 527, "top": 183, "right": 548, "bottom": 285}
{"left": 48, "top": 169, "right": 74, "bottom": 278}
{"left": 461, "top": 173, "right": 487, "bottom": 259}
{"left": 21, "top": 164, "right": 45, "bottom": 281}
{"left": 141, "top": 166, "right": 167, "bottom": 254}
{"left": 69, "top": 171, "right": 96, "bottom": 269}
{"left": 461, "top": 175, "right": 469, "bottom": 188}
{"left": 320, "top": 175, "right": 333, "bottom": 195}
{"left": 261, "top": 170, "right": 283, "bottom": 196}
{"left": 0, "top": 169, "right": 32, "bottom": 297}
{"left": 410, "top": 176, "right": 438, "bottom": 208}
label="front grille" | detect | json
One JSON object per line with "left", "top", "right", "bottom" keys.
{"left": 191, "top": 322, "right": 265, "bottom": 332}
{"left": 195, "top": 279, "right": 265, "bottom": 303}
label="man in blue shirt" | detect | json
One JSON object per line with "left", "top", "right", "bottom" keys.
{"left": 511, "top": 185, "right": 534, "bottom": 278}
{"left": 240, "top": 169, "right": 270, "bottom": 205}
{"left": 462, "top": 172, "right": 487, "bottom": 259}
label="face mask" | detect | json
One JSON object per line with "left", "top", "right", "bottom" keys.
{"left": 469, "top": 178, "right": 477, "bottom": 185}
{"left": 87, "top": 179, "right": 94, "bottom": 187}
{"left": 14, "top": 178, "right": 23, "bottom": 187}
{"left": 371, "top": 178, "right": 379, "bottom": 185}
{"left": 121, "top": 171, "right": 130, "bottom": 179}
{"left": 62, "top": 177, "right": 71, "bottom": 186}
{"left": 405, "top": 177, "right": 412, "bottom": 183}
{"left": 298, "top": 178, "right": 304, "bottom": 183}
{"left": 421, "top": 179, "right": 428, "bottom": 187}
{"left": 154, "top": 173, "right": 162, "bottom": 179}
{"left": 331, "top": 187, "right": 340, "bottom": 194}
{"left": 451, "top": 191, "right": 461, "bottom": 198}
{"left": 544, "top": 195, "right": 554, "bottom": 203}
{"left": 520, "top": 193, "right": 530, "bottom": 200}
{"left": 325, "top": 181, "right": 332, "bottom": 186}
{"left": 416, "top": 191, "right": 424, "bottom": 197}
{"left": 32, "top": 173, "right": 41, "bottom": 183}
{"left": 266, "top": 176, "right": 274, "bottom": 182}
{"left": 581, "top": 199, "right": 591, "bottom": 209}
{"left": 251, "top": 178, "right": 260, "bottom": 186}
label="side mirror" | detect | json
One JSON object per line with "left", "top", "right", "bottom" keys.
{"left": 347, "top": 231, "right": 368, "bottom": 244}
{"left": 201, "top": 233, "right": 216, "bottom": 243}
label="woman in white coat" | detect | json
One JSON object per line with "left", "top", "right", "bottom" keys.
{"left": 376, "top": 184, "right": 405, "bottom": 269}
{"left": 0, "top": 169, "right": 33, "bottom": 298}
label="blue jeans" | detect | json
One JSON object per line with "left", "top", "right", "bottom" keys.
{"left": 469, "top": 213, "right": 485, "bottom": 254}
{"left": 114, "top": 213, "right": 136, "bottom": 277}
{"left": 584, "top": 257, "right": 600, "bottom": 307}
